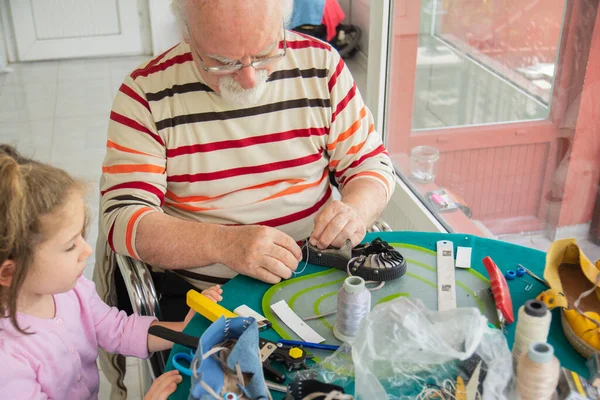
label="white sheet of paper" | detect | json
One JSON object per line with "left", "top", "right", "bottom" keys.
{"left": 455, "top": 246, "right": 472, "bottom": 269}
{"left": 270, "top": 300, "right": 326, "bottom": 343}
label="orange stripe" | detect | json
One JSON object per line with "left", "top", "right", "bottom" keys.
{"left": 164, "top": 202, "right": 215, "bottom": 212}
{"left": 348, "top": 171, "right": 391, "bottom": 194}
{"left": 126, "top": 207, "right": 152, "bottom": 258}
{"left": 329, "top": 140, "right": 366, "bottom": 169}
{"left": 107, "top": 140, "right": 162, "bottom": 158}
{"left": 329, "top": 129, "right": 373, "bottom": 169}
{"left": 346, "top": 139, "right": 367, "bottom": 156}
{"left": 327, "top": 107, "right": 367, "bottom": 151}
{"left": 166, "top": 178, "right": 304, "bottom": 203}
{"left": 102, "top": 164, "right": 165, "bottom": 174}
{"left": 260, "top": 169, "right": 329, "bottom": 202}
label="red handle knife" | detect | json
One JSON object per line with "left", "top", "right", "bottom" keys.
{"left": 482, "top": 256, "right": 514, "bottom": 325}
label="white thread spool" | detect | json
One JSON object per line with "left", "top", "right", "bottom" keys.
{"left": 516, "top": 342, "right": 560, "bottom": 400}
{"left": 333, "top": 276, "right": 371, "bottom": 342}
{"left": 512, "top": 300, "right": 552, "bottom": 363}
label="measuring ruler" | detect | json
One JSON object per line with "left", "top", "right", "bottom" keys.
{"left": 437, "top": 240, "right": 456, "bottom": 311}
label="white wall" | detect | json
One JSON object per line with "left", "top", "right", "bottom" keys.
{"left": 338, "top": 0, "right": 370, "bottom": 57}
{"left": 149, "top": 0, "right": 182, "bottom": 56}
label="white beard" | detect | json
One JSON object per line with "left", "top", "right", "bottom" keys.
{"left": 218, "top": 70, "right": 269, "bottom": 108}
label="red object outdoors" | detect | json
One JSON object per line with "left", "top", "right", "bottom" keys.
{"left": 482, "top": 256, "right": 515, "bottom": 325}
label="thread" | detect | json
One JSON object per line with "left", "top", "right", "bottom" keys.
{"left": 512, "top": 300, "right": 552, "bottom": 363}
{"left": 333, "top": 276, "right": 371, "bottom": 342}
{"left": 516, "top": 342, "right": 560, "bottom": 400}
{"left": 293, "top": 240, "right": 310, "bottom": 276}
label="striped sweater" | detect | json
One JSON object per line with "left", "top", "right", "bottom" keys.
{"left": 101, "top": 31, "right": 396, "bottom": 280}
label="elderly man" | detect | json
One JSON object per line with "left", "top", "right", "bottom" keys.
{"left": 94, "top": 0, "right": 395, "bottom": 397}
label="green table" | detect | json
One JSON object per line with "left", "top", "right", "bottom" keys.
{"left": 166, "top": 231, "right": 588, "bottom": 399}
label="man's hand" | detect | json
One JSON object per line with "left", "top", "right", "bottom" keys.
{"left": 310, "top": 200, "right": 366, "bottom": 249}
{"left": 144, "top": 370, "right": 182, "bottom": 400}
{"left": 220, "top": 226, "right": 302, "bottom": 284}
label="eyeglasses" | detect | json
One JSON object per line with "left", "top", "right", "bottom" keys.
{"left": 189, "top": 25, "right": 287, "bottom": 76}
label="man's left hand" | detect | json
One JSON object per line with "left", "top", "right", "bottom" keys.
{"left": 310, "top": 200, "right": 366, "bottom": 249}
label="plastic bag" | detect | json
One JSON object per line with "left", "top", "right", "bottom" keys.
{"left": 295, "top": 298, "right": 513, "bottom": 400}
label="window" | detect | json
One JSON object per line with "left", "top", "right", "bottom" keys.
{"left": 377, "top": 0, "right": 600, "bottom": 256}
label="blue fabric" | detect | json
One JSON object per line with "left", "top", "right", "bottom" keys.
{"left": 288, "top": 0, "right": 326, "bottom": 28}
{"left": 189, "top": 317, "right": 268, "bottom": 400}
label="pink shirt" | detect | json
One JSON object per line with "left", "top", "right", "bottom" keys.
{"left": 0, "top": 277, "right": 156, "bottom": 399}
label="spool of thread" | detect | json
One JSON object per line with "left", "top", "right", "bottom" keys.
{"left": 516, "top": 342, "right": 560, "bottom": 400}
{"left": 512, "top": 300, "right": 552, "bottom": 363}
{"left": 333, "top": 276, "right": 371, "bottom": 342}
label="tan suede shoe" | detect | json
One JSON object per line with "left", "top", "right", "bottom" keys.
{"left": 537, "top": 238, "right": 600, "bottom": 358}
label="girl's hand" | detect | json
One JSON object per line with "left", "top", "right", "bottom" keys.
{"left": 201, "top": 285, "right": 223, "bottom": 302}
{"left": 144, "top": 370, "right": 182, "bottom": 400}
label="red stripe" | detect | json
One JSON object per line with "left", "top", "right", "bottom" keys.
{"left": 110, "top": 111, "right": 164, "bottom": 146}
{"left": 107, "top": 222, "right": 116, "bottom": 253}
{"left": 130, "top": 53, "right": 193, "bottom": 80}
{"left": 335, "top": 145, "right": 387, "bottom": 179}
{"left": 130, "top": 44, "right": 179, "bottom": 79}
{"left": 101, "top": 181, "right": 165, "bottom": 206}
{"left": 119, "top": 84, "right": 151, "bottom": 113}
{"left": 331, "top": 83, "right": 357, "bottom": 123}
{"left": 166, "top": 127, "right": 329, "bottom": 158}
{"left": 291, "top": 31, "right": 333, "bottom": 51}
{"left": 286, "top": 39, "right": 332, "bottom": 52}
{"left": 328, "top": 59, "right": 345, "bottom": 92}
{"left": 255, "top": 185, "right": 332, "bottom": 227}
{"left": 168, "top": 151, "right": 323, "bottom": 183}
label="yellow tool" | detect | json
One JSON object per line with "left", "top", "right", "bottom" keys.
{"left": 455, "top": 376, "right": 467, "bottom": 400}
{"left": 186, "top": 289, "right": 236, "bottom": 322}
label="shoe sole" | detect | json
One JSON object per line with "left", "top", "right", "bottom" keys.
{"left": 306, "top": 245, "right": 407, "bottom": 282}
{"left": 561, "top": 311, "right": 596, "bottom": 358}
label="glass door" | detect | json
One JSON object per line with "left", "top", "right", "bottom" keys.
{"left": 379, "top": 0, "right": 600, "bottom": 243}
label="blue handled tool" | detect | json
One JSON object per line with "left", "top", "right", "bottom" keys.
{"left": 172, "top": 351, "right": 195, "bottom": 377}
{"left": 277, "top": 339, "right": 340, "bottom": 352}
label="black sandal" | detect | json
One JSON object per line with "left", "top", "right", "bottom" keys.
{"left": 304, "top": 237, "right": 407, "bottom": 282}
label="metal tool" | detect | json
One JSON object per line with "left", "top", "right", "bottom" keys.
{"left": 259, "top": 338, "right": 313, "bottom": 383}
{"left": 278, "top": 339, "right": 340, "bottom": 352}
{"left": 518, "top": 264, "right": 550, "bottom": 288}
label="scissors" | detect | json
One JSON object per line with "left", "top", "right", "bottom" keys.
{"left": 149, "top": 326, "right": 200, "bottom": 377}
{"left": 172, "top": 350, "right": 196, "bottom": 377}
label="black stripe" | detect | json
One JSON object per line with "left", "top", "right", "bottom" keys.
{"left": 111, "top": 194, "right": 157, "bottom": 204}
{"left": 146, "top": 82, "right": 213, "bottom": 102}
{"left": 156, "top": 97, "right": 331, "bottom": 131}
{"left": 174, "top": 269, "right": 231, "bottom": 285}
{"left": 104, "top": 202, "right": 155, "bottom": 214}
{"left": 268, "top": 68, "right": 328, "bottom": 82}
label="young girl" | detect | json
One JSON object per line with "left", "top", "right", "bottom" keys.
{"left": 0, "top": 145, "right": 223, "bottom": 399}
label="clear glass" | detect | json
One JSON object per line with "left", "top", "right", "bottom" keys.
{"left": 411, "top": 0, "right": 565, "bottom": 130}
{"left": 382, "top": 0, "right": 600, "bottom": 259}
{"left": 410, "top": 146, "right": 439, "bottom": 184}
